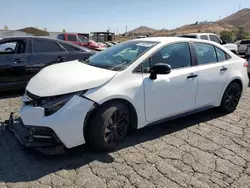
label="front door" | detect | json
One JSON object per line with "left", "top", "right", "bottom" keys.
{"left": 143, "top": 42, "right": 198, "bottom": 122}
{"left": 0, "top": 39, "right": 30, "bottom": 89}
{"left": 191, "top": 42, "right": 230, "bottom": 107}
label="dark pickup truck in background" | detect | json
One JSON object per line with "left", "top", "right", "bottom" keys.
{"left": 0, "top": 36, "right": 96, "bottom": 91}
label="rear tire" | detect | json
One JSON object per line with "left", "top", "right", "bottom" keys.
{"left": 220, "top": 82, "right": 242, "bottom": 113}
{"left": 86, "top": 101, "right": 130, "bottom": 151}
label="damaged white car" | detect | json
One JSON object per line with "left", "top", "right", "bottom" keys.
{"left": 9, "top": 37, "right": 249, "bottom": 154}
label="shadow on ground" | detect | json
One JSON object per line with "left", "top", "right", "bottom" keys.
{"left": 0, "top": 108, "right": 226, "bottom": 183}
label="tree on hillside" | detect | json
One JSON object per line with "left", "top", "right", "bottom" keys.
{"left": 220, "top": 30, "right": 234, "bottom": 43}
{"left": 220, "top": 28, "right": 250, "bottom": 42}
{"left": 236, "top": 27, "right": 246, "bottom": 40}
{"left": 235, "top": 27, "right": 250, "bottom": 40}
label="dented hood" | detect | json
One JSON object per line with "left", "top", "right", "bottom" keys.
{"left": 26, "top": 60, "right": 117, "bottom": 97}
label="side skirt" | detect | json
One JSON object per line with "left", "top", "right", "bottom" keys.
{"left": 144, "top": 105, "right": 215, "bottom": 128}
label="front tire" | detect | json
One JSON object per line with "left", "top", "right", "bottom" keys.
{"left": 220, "top": 82, "right": 242, "bottom": 113}
{"left": 86, "top": 101, "right": 130, "bottom": 151}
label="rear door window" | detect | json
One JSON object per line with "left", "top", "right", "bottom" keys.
{"left": 209, "top": 35, "right": 221, "bottom": 44}
{"left": 200, "top": 35, "right": 209, "bottom": 40}
{"left": 33, "top": 39, "right": 63, "bottom": 53}
{"left": 193, "top": 43, "right": 217, "bottom": 65}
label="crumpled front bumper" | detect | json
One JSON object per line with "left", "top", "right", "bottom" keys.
{"left": 8, "top": 94, "right": 95, "bottom": 154}
{"left": 8, "top": 113, "right": 66, "bottom": 155}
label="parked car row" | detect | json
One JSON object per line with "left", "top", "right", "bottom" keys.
{"left": 56, "top": 33, "right": 119, "bottom": 51}
{"left": 7, "top": 36, "right": 249, "bottom": 154}
{"left": 0, "top": 36, "right": 96, "bottom": 91}
{"left": 57, "top": 33, "right": 106, "bottom": 51}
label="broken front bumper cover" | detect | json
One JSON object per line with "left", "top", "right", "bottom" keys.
{"left": 7, "top": 112, "right": 67, "bottom": 155}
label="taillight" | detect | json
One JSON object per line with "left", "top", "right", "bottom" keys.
{"left": 243, "top": 61, "right": 249, "bottom": 67}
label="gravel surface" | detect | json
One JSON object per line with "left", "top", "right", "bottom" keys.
{"left": 0, "top": 88, "right": 250, "bottom": 188}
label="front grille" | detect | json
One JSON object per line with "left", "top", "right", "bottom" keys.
{"left": 25, "top": 91, "right": 60, "bottom": 107}
{"left": 24, "top": 90, "right": 74, "bottom": 107}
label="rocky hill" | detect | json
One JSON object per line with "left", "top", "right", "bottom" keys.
{"left": 216, "top": 8, "right": 250, "bottom": 32}
{"left": 120, "top": 8, "right": 250, "bottom": 40}
{"left": 128, "top": 26, "right": 158, "bottom": 35}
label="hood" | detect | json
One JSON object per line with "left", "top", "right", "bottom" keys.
{"left": 26, "top": 60, "right": 117, "bottom": 97}
{"left": 223, "top": 43, "right": 238, "bottom": 50}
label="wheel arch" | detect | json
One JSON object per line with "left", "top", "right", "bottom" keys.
{"left": 219, "top": 77, "right": 243, "bottom": 105}
{"left": 83, "top": 98, "right": 138, "bottom": 140}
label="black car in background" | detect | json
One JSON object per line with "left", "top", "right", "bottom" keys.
{"left": 0, "top": 36, "right": 96, "bottom": 91}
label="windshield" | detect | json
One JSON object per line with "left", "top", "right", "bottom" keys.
{"left": 84, "top": 40, "right": 159, "bottom": 71}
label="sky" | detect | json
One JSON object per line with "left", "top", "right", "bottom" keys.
{"left": 0, "top": 0, "right": 249, "bottom": 34}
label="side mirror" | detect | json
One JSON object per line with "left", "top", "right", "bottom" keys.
{"left": 149, "top": 63, "right": 171, "bottom": 80}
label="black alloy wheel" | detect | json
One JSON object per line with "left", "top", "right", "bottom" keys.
{"left": 220, "top": 82, "right": 242, "bottom": 113}
{"left": 87, "top": 102, "right": 130, "bottom": 151}
{"left": 104, "top": 107, "right": 129, "bottom": 145}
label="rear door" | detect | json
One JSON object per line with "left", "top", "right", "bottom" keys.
{"left": 28, "top": 38, "right": 70, "bottom": 75}
{"left": 191, "top": 42, "right": 231, "bottom": 107}
{"left": 0, "top": 39, "right": 30, "bottom": 89}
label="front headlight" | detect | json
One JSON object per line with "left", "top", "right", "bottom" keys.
{"left": 42, "top": 90, "right": 88, "bottom": 116}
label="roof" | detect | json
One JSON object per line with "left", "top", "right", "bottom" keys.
{"left": 0, "top": 36, "right": 66, "bottom": 44}
{"left": 132, "top": 36, "right": 224, "bottom": 46}
{"left": 17, "top": 27, "right": 49, "bottom": 36}
{"left": 178, "top": 33, "right": 217, "bottom": 36}
{"left": 1, "top": 36, "right": 52, "bottom": 40}
{"left": 0, "top": 36, "right": 96, "bottom": 53}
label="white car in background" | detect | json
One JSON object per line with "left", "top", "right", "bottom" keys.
{"left": 11, "top": 37, "right": 249, "bottom": 154}
{"left": 177, "top": 33, "right": 238, "bottom": 54}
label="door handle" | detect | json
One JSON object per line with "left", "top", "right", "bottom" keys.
{"left": 57, "top": 56, "right": 66, "bottom": 62}
{"left": 13, "top": 59, "right": 24, "bottom": 64}
{"left": 187, "top": 73, "right": 198, "bottom": 79}
{"left": 220, "top": 66, "right": 228, "bottom": 71}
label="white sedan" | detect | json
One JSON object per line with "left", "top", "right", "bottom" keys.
{"left": 12, "top": 37, "right": 249, "bottom": 154}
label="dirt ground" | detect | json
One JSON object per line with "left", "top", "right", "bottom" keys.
{"left": 0, "top": 87, "right": 250, "bottom": 188}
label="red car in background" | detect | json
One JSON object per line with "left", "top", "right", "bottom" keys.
{"left": 57, "top": 33, "right": 106, "bottom": 51}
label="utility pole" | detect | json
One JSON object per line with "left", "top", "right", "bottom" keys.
{"left": 125, "top": 25, "right": 127, "bottom": 33}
